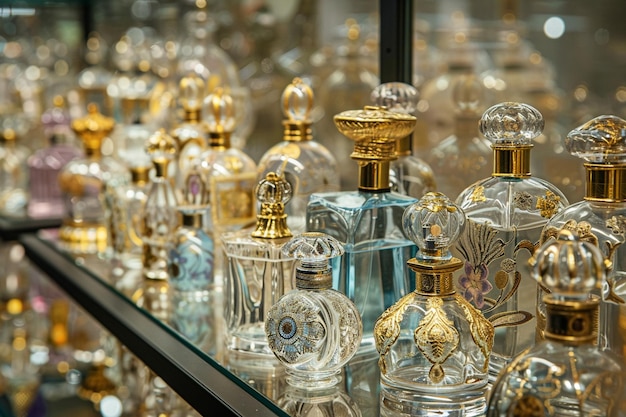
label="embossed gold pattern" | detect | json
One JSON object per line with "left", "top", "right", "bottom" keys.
{"left": 455, "top": 295, "right": 494, "bottom": 371}
{"left": 536, "top": 191, "right": 562, "bottom": 218}
{"left": 251, "top": 172, "right": 293, "bottom": 239}
{"left": 374, "top": 295, "right": 413, "bottom": 375}
{"left": 470, "top": 186, "right": 487, "bottom": 203}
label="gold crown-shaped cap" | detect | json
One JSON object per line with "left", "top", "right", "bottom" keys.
{"left": 72, "top": 103, "right": 115, "bottom": 150}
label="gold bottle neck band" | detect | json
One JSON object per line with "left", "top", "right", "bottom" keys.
{"left": 492, "top": 144, "right": 532, "bottom": 178}
{"left": 153, "top": 159, "right": 170, "bottom": 178}
{"left": 408, "top": 257, "right": 462, "bottom": 296}
{"left": 209, "top": 132, "right": 231, "bottom": 150}
{"left": 584, "top": 163, "right": 626, "bottom": 202}
{"left": 184, "top": 109, "right": 201, "bottom": 123}
{"left": 283, "top": 121, "right": 312, "bottom": 142}
{"left": 358, "top": 160, "right": 391, "bottom": 192}
{"left": 544, "top": 295, "right": 599, "bottom": 345}
{"left": 395, "top": 135, "right": 411, "bottom": 156}
{"left": 130, "top": 166, "right": 151, "bottom": 186}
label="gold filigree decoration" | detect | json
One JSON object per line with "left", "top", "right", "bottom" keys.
{"left": 536, "top": 191, "right": 561, "bottom": 218}
{"left": 414, "top": 297, "right": 459, "bottom": 383}
{"left": 374, "top": 294, "right": 414, "bottom": 374}
{"left": 582, "top": 370, "right": 624, "bottom": 415}
{"left": 510, "top": 395, "right": 544, "bottom": 417}
{"left": 507, "top": 356, "right": 565, "bottom": 416}
{"left": 454, "top": 295, "right": 494, "bottom": 372}
{"left": 415, "top": 192, "right": 458, "bottom": 213}
{"left": 470, "top": 186, "right": 486, "bottom": 203}
{"left": 513, "top": 191, "right": 534, "bottom": 211}
{"left": 606, "top": 215, "right": 626, "bottom": 235}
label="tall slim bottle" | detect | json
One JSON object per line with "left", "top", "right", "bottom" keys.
{"left": 454, "top": 102, "right": 569, "bottom": 379}
{"left": 307, "top": 105, "right": 418, "bottom": 351}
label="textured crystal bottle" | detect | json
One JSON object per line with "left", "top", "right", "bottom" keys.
{"left": 222, "top": 172, "right": 295, "bottom": 360}
{"left": 257, "top": 77, "right": 340, "bottom": 233}
{"left": 370, "top": 82, "right": 436, "bottom": 198}
{"left": 454, "top": 102, "right": 569, "bottom": 379}
{"left": 375, "top": 192, "right": 493, "bottom": 417}
{"left": 488, "top": 229, "right": 625, "bottom": 416}
{"left": 265, "top": 233, "right": 362, "bottom": 389}
{"left": 541, "top": 115, "right": 626, "bottom": 360}
{"left": 307, "top": 105, "right": 418, "bottom": 350}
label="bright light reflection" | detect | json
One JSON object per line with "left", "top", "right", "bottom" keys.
{"left": 544, "top": 17, "right": 565, "bottom": 39}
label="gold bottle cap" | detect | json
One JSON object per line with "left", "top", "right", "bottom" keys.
{"left": 251, "top": 172, "right": 293, "bottom": 239}
{"left": 371, "top": 82, "right": 419, "bottom": 156}
{"left": 72, "top": 103, "right": 115, "bottom": 152}
{"left": 203, "top": 87, "right": 235, "bottom": 149}
{"left": 179, "top": 73, "right": 205, "bottom": 122}
{"left": 130, "top": 165, "right": 151, "bottom": 185}
{"left": 145, "top": 129, "right": 177, "bottom": 177}
{"left": 282, "top": 77, "right": 313, "bottom": 142}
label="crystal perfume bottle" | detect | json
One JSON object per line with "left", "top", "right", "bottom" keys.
{"left": 306, "top": 105, "right": 418, "bottom": 350}
{"left": 426, "top": 75, "right": 493, "bottom": 199}
{"left": 454, "top": 102, "right": 569, "bottom": 379}
{"left": 371, "top": 82, "right": 436, "bottom": 198}
{"left": 375, "top": 192, "right": 493, "bottom": 417}
{"left": 142, "top": 129, "right": 179, "bottom": 280}
{"left": 541, "top": 115, "right": 626, "bottom": 359}
{"left": 257, "top": 77, "right": 340, "bottom": 233}
{"left": 0, "top": 127, "right": 29, "bottom": 216}
{"left": 58, "top": 104, "right": 129, "bottom": 256}
{"left": 488, "top": 229, "right": 625, "bottom": 416}
{"left": 265, "top": 233, "right": 362, "bottom": 389}
{"left": 222, "top": 172, "right": 295, "bottom": 360}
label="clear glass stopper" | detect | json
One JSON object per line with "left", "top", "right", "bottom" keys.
{"left": 530, "top": 229, "right": 606, "bottom": 301}
{"left": 179, "top": 73, "right": 205, "bottom": 111}
{"left": 203, "top": 87, "right": 235, "bottom": 133}
{"left": 370, "top": 82, "right": 419, "bottom": 115}
{"left": 145, "top": 128, "right": 177, "bottom": 162}
{"left": 282, "top": 232, "right": 344, "bottom": 261}
{"left": 479, "top": 101, "right": 544, "bottom": 145}
{"left": 256, "top": 172, "right": 292, "bottom": 206}
{"left": 565, "top": 115, "right": 626, "bottom": 164}
{"left": 282, "top": 77, "right": 313, "bottom": 122}
{"left": 402, "top": 192, "right": 465, "bottom": 261}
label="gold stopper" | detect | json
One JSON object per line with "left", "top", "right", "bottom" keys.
{"left": 282, "top": 77, "right": 313, "bottom": 142}
{"left": 145, "top": 129, "right": 177, "bottom": 178}
{"left": 72, "top": 103, "right": 115, "bottom": 156}
{"left": 204, "top": 87, "right": 235, "bottom": 150}
{"left": 251, "top": 172, "right": 293, "bottom": 239}
{"left": 179, "top": 74, "right": 205, "bottom": 122}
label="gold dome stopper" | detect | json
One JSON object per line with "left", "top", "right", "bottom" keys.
{"left": 282, "top": 77, "right": 314, "bottom": 141}
{"left": 72, "top": 103, "right": 115, "bottom": 154}
{"left": 179, "top": 74, "right": 205, "bottom": 121}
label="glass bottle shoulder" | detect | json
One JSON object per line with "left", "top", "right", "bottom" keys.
{"left": 221, "top": 227, "right": 292, "bottom": 261}
{"left": 309, "top": 190, "right": 417, "bottom": 212}
{"left": 199, "top": 147, "right": 256, "bottom": 176}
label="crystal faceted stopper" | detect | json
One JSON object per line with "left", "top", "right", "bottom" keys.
{"left": 530, "top": 229, "right": 607, "bottom": 301}
{"left": 179, "top": 73, "right": 205, "bottom": 112}
{"left": 282, "top": 232, "right": 344, "bottom": 289}
{"left": 479, "top": 102, "right": 544, "bottom": 145}
{"left": 256, "top": 172, "right": 293, "bottom": 207}
{"left": 203, "top": 87, "right": 235, "bottom": 134}
{"left": 564, "top": 115, "right": 626, "bottom": 164}
{"left": 403, "top": 192, "right": 465, "bottom": 261}
{"left": 370, "top": 82, "right": 419, "bottom": 115}
{"left": 282, "top": 77, "right": 313, "bottom": 122}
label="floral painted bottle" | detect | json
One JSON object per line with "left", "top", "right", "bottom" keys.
{"left": 265, "top": 233, "right": 362, "bottom": 389}
{"left": 222, "top": 172, "right": 295, "bottom": 362}
{"left": 375, "top": 192, "right": 493, "bottom": 417}
{"left": 488, "top": 229, "right": 624, "bottom": 416}
{"left": 257, "top": 77, "right": 340, "bottom": 233}
{"left": 142, "top": 129, "right": 179, "bottom": 280}
{"left": 541, "top": 115, "right": 626, "bottom": 360}
{"left": 454, "top": 102, "right": 568, "bottom": 380}
{"left": 371, "top": 82, "right": 436, "bottom": 198}
{"left": 306, "top": 105, "right": 418, "bottom": 351}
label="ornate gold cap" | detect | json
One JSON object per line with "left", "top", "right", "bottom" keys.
{"left": 145, "top": 129, "right": 177, "bottom": 177}
{"left": 130, "top": 165, "right": 151, "bottom": 185}
{"left": 282, "top": 77, "right": 313, "bottom": 142}
{"left": 179, "top": 73, "right": 205, "bottom": 122}
{"left": 251, "top": 172, "right": 293, "bottom": 239}
{"left": 72, "top": 103, "right": 115, "bottom": 154}
{"left": 203, "top": 87, "right": 235, "bottom": 149}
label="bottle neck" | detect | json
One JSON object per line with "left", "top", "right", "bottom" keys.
{"left": 84, "top": 144, "right": 102, "bottom": 158}
{"left": 181, "top": 211, "right": 203, "bottom": 228}
{"left": 295, "top": 261, "right": 332, "bottom": 290}
{"left": 492, "top": 144, "right": 532, "bottom": 178}
{"left": 152, "top": 159, "right": 170, "bottom": 178}
{"left": 584, "top": 163, "right": 626, "bottom": 203}
{"left": 209, "top": 132, "right": 231, "bottom": 150}
{"left": 544, "top": 295, "right": 598, "bottom": 346}
{"left": 130, "top": 166, "right": 151, "bottom": 186}
{"left": 358, "top": 160, "right": 391, "bottom": 192}
{"left": 283, "top": 121, "right": 312, "bottom": 142}
{"left": 184, "top": 108, "right": 201, "bottom": 124}
{"left": 408, "top": 257, "right": 462, "bottom": 296}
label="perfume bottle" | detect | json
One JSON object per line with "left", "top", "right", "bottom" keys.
{"left": 58, "top": 104, "right": 129, "bottom": 256}
{"left": 76, "top": 32, "right": 113, "bottom": 116}
{"left": 28, "top": 95, "right": 82, "bottom": 219}
{"left": 257, "top": 77, "right": 340, "bottom": 233}
{"left": 426, "top": 75, "right": 493, "bottom": 199}
{"left": 277, "top": 385, "right": 362, "bottom": 417}
{"left": 222, "top": 172, "right": 295, "bottom": 360}
{"left": 306, "top": 105, "right": 418, "bottom": 350}
{"left": 488, "top": 229, "right": 624, "bottom": 416}
{"left": 171, "top": 74, "right": 207, "bottom": 199}
{"left": 371, "top": 82, "right": 436, "bottom": 199}
{"left": 454, "top": 102, "right": 569, "bottom": 380}
{"left": 0, "top": 127, "right": 29, "bottom": 216}
{"left": 541, "top": 115, "right": 626, "bottom": 359}
{"left": 265, "top": 233, "right": 362, "bottom": 389}
{"left": 142, "top": 129, "right": 179, "bottom": 280}
{"left": 375, "top": 192, "right": 493, "bottom": 416}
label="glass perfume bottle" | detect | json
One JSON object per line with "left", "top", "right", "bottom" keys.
{"left": 0, "top": 127, "right": 29, "bottom": 216}
{"left": 76, "top": 32, "right": 113, "bottom": 117}
{"left": 306, "top": 105, "right": 418, "bottom": 351}
{"left": 488, "top": 229, "right": 625, "bottom": 416}
{"left": 171, "top": 74, "right": 207, "bottom": 199}
{"left": 28, "top": 95, "right": 82, "bottom": 219}
{"left": 142, "top": 129, "right": 179, "bottom": 280}
{"left": 541, "top": 115, "right": 626, "bottom": 360}
{"left": 454, "top": 102, "right": 569, "bottom": 380}
{"left": 277, "top": 385, "right": 362, "bottom": 417}
{"left": 265, "top": 233, "right": 362, "bottom": 389}
{"left": 222, "top": 172, "right": 295, "bottom": 361}
{"left": 58, "top": 104, "right": 129, "bottom": 256}
{"left": 426, "top": 75, "right": 493, "bottom": 199}
{"left": 371, "top": 82, "right": 436, "bottom": 199}
{"left": 257, "top": 77, "right": 340, "bottom": 233}
{"left": 375, "top": 192, "right": 493, "bottom": 417}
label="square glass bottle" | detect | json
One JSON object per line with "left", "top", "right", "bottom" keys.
{"left": 307, "top": 105, "right": 418, "bottom": 350}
